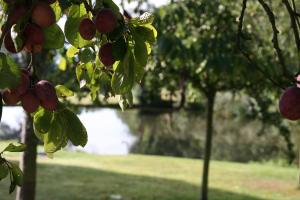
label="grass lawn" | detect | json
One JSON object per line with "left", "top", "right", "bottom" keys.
{"left": 0, "top": 142, "right": 300, "bottom": 200}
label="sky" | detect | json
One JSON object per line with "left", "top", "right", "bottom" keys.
{"left": 114, "top": 0, "right": 170, "bottom": 9}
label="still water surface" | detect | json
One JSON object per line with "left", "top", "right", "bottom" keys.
{"left": 2, "top": 107, "right": 136, "bottom": 155}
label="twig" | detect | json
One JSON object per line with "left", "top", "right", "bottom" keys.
{"left": 282, "top": 0, "right": 300, "bottom": 51}
{"left": 257, "top": 0, "right": 289, "bottom": 78}
{"left": 237, "top": 0, "right": 285, "bottom": 89}
{"left": 83, "top": 0, "right": 96, "bottom": 16}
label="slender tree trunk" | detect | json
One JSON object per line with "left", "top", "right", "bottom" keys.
{"left": 200, "top": 91, "right": 216, "bottom": 200}
{"left": 298, "top": 148, "right": 300, "bottom": 188}
{"left": 179, "top": 79, "right": 186, "bottom": 109}
{"left": 16, "top": 114, "right": 38, "bottom": 200}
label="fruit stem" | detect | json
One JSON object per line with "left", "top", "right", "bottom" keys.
{"left": 26, "top": 53, "right": 34, "bottom": 71}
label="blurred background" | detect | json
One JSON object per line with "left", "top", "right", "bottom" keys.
{"left": 1, "top": 0, "right": 300, "bottom": 200}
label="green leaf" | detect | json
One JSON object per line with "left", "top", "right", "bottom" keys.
{"left": 67, "top": 46, "right": 79, "bottom": 58}
{"left": 11, "top": 24, "right": 25, "bottom": 52}
{"left": 43, "top": 24, "right": 65, "bottom": 49}
{"left": 103, "top": 0, "right": 120, "bottom": 15}
{"left": 107, "top": 24, "right": 126, "bottom": 41}
{"left": 0, "top": 93, "right": 2, "bottom": 123}
{"left": 65, "top": 4, "right": 91, "bottom": 48}
{"left": 43, "top": 114, "right": 65, "bottom": 153}
{"left": 134, "top": 61, "right": 145, "bottom": 83}
{"left": 58, "top": 57, "right": 67, "bottom": 71}
{"left": 119, "top": 92, "right": 133, "bottom": 111}
{"left": 86, "top": 62, "right": 94, "bottom": 79}
{"left": 112, "top": 37, "right": 127, "bottom": 61}
{"left": 134, "top": 39, "right": 148, "bottom": 67}
{"left": 0, "top": 53, "right": 21, "bottom": 89}
{"left": 10, "top": 162, "right": 23, "bottom": 186}
{"left": 9, "top": 182, "right": 16, "bottom": 194}
{"left": 33, "top": 108, "right": 53, "bottom": 134}
{"left": 55, "top": 85, "right": 74, "bottom": 98}
{"left": 76, "top": 65, "right": 83, "bottom": 84}
{"left": 145, "top": 42, "right": 152, "bottom": 55}
{"left": 33, "top": 125, "right": 45, "bottom": 142}
{"left": 78, "top": 48, "right": 96, "bottom": 64}
{"left": 0, "top": 160, "right": 8, "bottom": 180}
{"left": 60, "top": 108, "right": 87, "bottom": 147}
{"left": 111, "top": 51, "right": 135, "bottom": 94}
{"left": 0, "top": 1, "right": 8, "bottom": 13}
{"left": 51, "top": 1, "right": 62, "bottom": 21}
{"left": 134, "top": 25, "right": 157, "bottom": 44}
{"left": 130, "top": 12, "right": 154, "bottom": 25}
{"left": 3, "top": 143, "right": 26, "bottom": 153}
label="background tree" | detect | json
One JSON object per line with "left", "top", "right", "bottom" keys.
{"left": 147, "top": 1, "right": 260, "bottom": 199}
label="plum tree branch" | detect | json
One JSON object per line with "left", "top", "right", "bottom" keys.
{"left": 282, "top": 0, "right": 300, "bottom": 51}
{"left": 257, "top": 0, "right": 289, "bottom": 79}
{"left": 237, "top": 0, "right": 285, "bottom": 89}
{"left": 83, "top": 0, "right": 96, "bottom": 16}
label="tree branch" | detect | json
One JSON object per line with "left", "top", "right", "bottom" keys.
{"left": 237, "top": 0, "right": 285, "bottom": 89}
{"left": 282, "top": 0, "right": 300, "bottom": 51}
{"left": 257, "top": 0, "right": 289, "bottom": 78}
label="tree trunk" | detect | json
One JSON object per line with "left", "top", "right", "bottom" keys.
{"left": 200, "top": 91, "right": 216, "bottom": 200}
{"left": 16, "top": 114, "right": 38, "bottom": 200}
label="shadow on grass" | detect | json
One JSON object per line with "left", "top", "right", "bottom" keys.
{"left": 0, "top": 163, "right": 269, "bottom": 200}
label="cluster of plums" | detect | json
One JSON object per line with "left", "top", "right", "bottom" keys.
{"left": 2, "top": 70, "right": 58, "bottom": 113}
{"left": 3, "top": 0, "right": 56, "bottom": 53}
{"left": 79, "top": 9, "right": 118, "bottom": 67}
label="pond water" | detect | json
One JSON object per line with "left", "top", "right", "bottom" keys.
{"left": 1, "top": 107, "right": 136, "bottom": 155}
{"left": 0, "top": 106, "right": 290, "bottom": 162}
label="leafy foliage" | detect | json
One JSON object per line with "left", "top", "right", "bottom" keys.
{"left": 0, "top": 0, "right": 156, "bottom": 192}
{"left": 0, "top": 143, "right": 26, "bottom": 193}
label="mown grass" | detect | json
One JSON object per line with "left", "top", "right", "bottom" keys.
{"left": 0, "top": 141, "right": 300, "bottom": 200}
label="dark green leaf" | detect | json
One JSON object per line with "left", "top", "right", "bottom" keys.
{"left": 60, "top": 108, "right": 87, "bottom": 147}
{"left": 107, "top": 24, "right": 125, "bottom": 41}
{"left": 134, "top": 39, "right": 148, "bottom": 67}
{"left": 9, "top": 182, "right": 16, "bottom": 194}
{"left": 134, "top": 60, "right": 145, "bottom": 83}
{"left": 134, "top": 25, "right": 157, "bottom": 44}
{"left": 112, "top": 37, "right": 127, "bottom": 61}
{"left": 43, "top": 24, "right": 65, "bottom": 49}
{"left": 0, "top": 53, "right": 21, "bottom": 89}
{"left": 33, "top": 109, "right": 54, "bottom": 134}
{"left": 3, "top": 143, "right": 26, "bottom": 153}
{"left": 78, "top": 48, "right": 96, "bottom": 64}
{"left": 103, "top": 0, "right": 120, "bottom": 15}
{"left": 111, "top": 52, "right": 135, "bottom": 94}
{"left": 10, "top": 162, "right": 23, "bottom": 186}
{"left": 43, "top": 114, "right": 65, "bottom": 154}
{"left": 0, "top": 160, "right": 8, "bottom": 180}
{"left": 0, "top": 93, "right": 2, "bottom": 123}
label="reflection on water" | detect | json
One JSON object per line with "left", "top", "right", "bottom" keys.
{"left": 1, "top": 107, "right": 136, "bottom": 155}
{"left": 0, "top": 106, "right": 293, "bottom": 162}
{"left": 75, "top": 108, "right": 136, "bottom": 155}
{"left": 1, "top": 107, "right": 25, "bottom": 129}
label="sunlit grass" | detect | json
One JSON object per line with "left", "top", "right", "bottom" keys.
{"left": 0, "top": 141, "right": 299, "bottom": 200}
